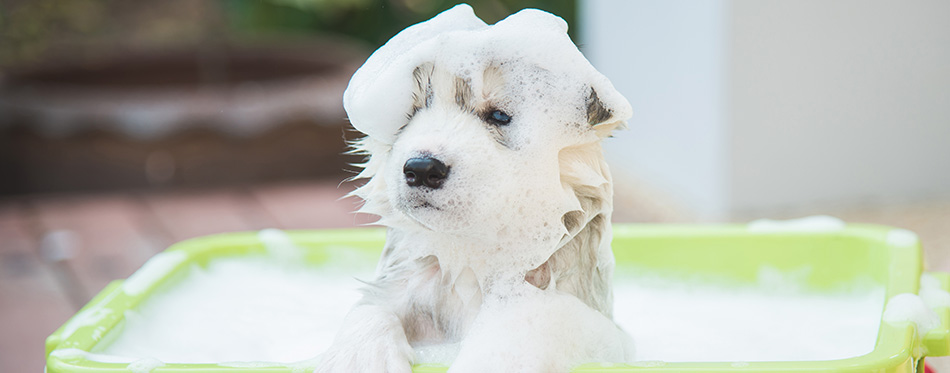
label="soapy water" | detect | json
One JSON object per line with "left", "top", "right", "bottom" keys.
{"left": 92, "top": 256, "right": 888, "bottom": 366}
{"left": 97, "top": 256, "right": 373, "bottom": 365}
{"left": 612, "top": 270, "right": 885, "bottom": 362}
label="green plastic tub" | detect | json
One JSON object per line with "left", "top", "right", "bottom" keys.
{"left": 45, "top": 224, "right": 950, "bottom": 372}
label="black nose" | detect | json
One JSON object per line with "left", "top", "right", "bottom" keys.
{"left": 403, "top": 157, "right": 449, "bottom": 189}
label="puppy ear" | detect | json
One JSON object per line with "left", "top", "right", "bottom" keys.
{"left": 585, "top": 85, "right": 630, "bottom": 136}
{"left": 586, "top": 89, "right": 613, "bottom": 126}
{"left": 410, "top": 62, "right": 434, "bottom": 117}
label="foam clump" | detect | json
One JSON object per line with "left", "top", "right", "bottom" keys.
{"left": 258, "top": 228, "right": 304, "bottom": 263}
{"left": 920, "top": 273, "right": 950, "bottom": 309}
{"left": 882, "top": 293, "right": 941, "bottom": 336}
{"left": 344, "top": 3, "right": 631, "bottom": 144}
{"left": 886, "top": 228, "right": 920, "bottom": 247}
{"left": 747, "top": 215, "right": 846, "bottom": 233}
{"left": 885, "top": 274, "right": 950, "bottom": 340}
{"left": 128, "top": 358, "right": 165, "bottom": 373}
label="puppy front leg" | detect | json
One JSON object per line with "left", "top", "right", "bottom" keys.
{"left": 317, "top": 304, "right": 414, "bottom": 373}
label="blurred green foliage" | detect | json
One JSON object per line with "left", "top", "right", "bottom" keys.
{"left": 0, "top": 0, "right": 111, "bottom": 67}
{"left": 224, "top": 0, "right": 578, "bottom": 47}
{"left": 0, "top": 0, "right": 577, "bottom": 68}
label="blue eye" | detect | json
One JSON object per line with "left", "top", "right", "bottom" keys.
{"left": 487, "top": 110, "right": 511, "bottom": 126}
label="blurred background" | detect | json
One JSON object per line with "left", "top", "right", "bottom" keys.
{"left": 1, "top": 0, "right": 947, "bottom": 372}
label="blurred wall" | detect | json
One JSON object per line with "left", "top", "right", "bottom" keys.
{"left": 581, "top": 0, "right": 950, "bottom": 220}
{"left": 580, "top": 0, "right": 728, "bottom": 220}
{"left": 728, "top": 0, "right": 950, "bottom": 215}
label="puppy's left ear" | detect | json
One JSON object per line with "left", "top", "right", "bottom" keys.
{"left": 585, "top": 84, "right": 631, "bottom": 137}
{"left": 585, "top": 87, "right": 630, "bottom": 137}
{"left": 586, "top": 89, "right": 615, "bottom": 126}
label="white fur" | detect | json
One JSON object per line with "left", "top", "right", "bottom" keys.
{"left": 319, "top": 5, "right": 633, "bottom": 373}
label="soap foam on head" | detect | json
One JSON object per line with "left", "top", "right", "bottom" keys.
{"left": 344, "top": 4, "right": 631, "bottom": 145}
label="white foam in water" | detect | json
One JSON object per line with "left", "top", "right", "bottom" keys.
{"left": 122, "top": 250, "right": 187, "bottom": 296}
{"left": 97, "top": 256, "right": 372, "bottom": 365}
{"left": 93, "top": 257, "right": 886, "bottom": 365}
{"left": 612, "top": 272, "right": 885, "bottom": 362}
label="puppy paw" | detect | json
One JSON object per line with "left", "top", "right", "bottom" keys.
{"left": 316, "top": 305, "right": 414, "bottom": 373}
{"left": 317, "top": 340, "right": 413, "bottom": 373}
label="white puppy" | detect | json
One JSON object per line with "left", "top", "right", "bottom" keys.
{"left": 319, "top": 5, "right": 633, "bottom": 372}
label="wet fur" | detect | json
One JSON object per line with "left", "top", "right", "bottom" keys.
{"left": 319, "top": 63, "right": 624, "bottom": 372}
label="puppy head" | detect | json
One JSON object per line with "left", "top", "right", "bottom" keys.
{"left": 346, "top": 5, "right": 631, "bottom": 251}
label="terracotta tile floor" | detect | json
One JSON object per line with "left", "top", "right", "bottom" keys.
{"left": 2, "top": 181, "right": 948, "bottom": 372}
{"left": 0, "top": 181, "right": 373, "bottom": 372}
